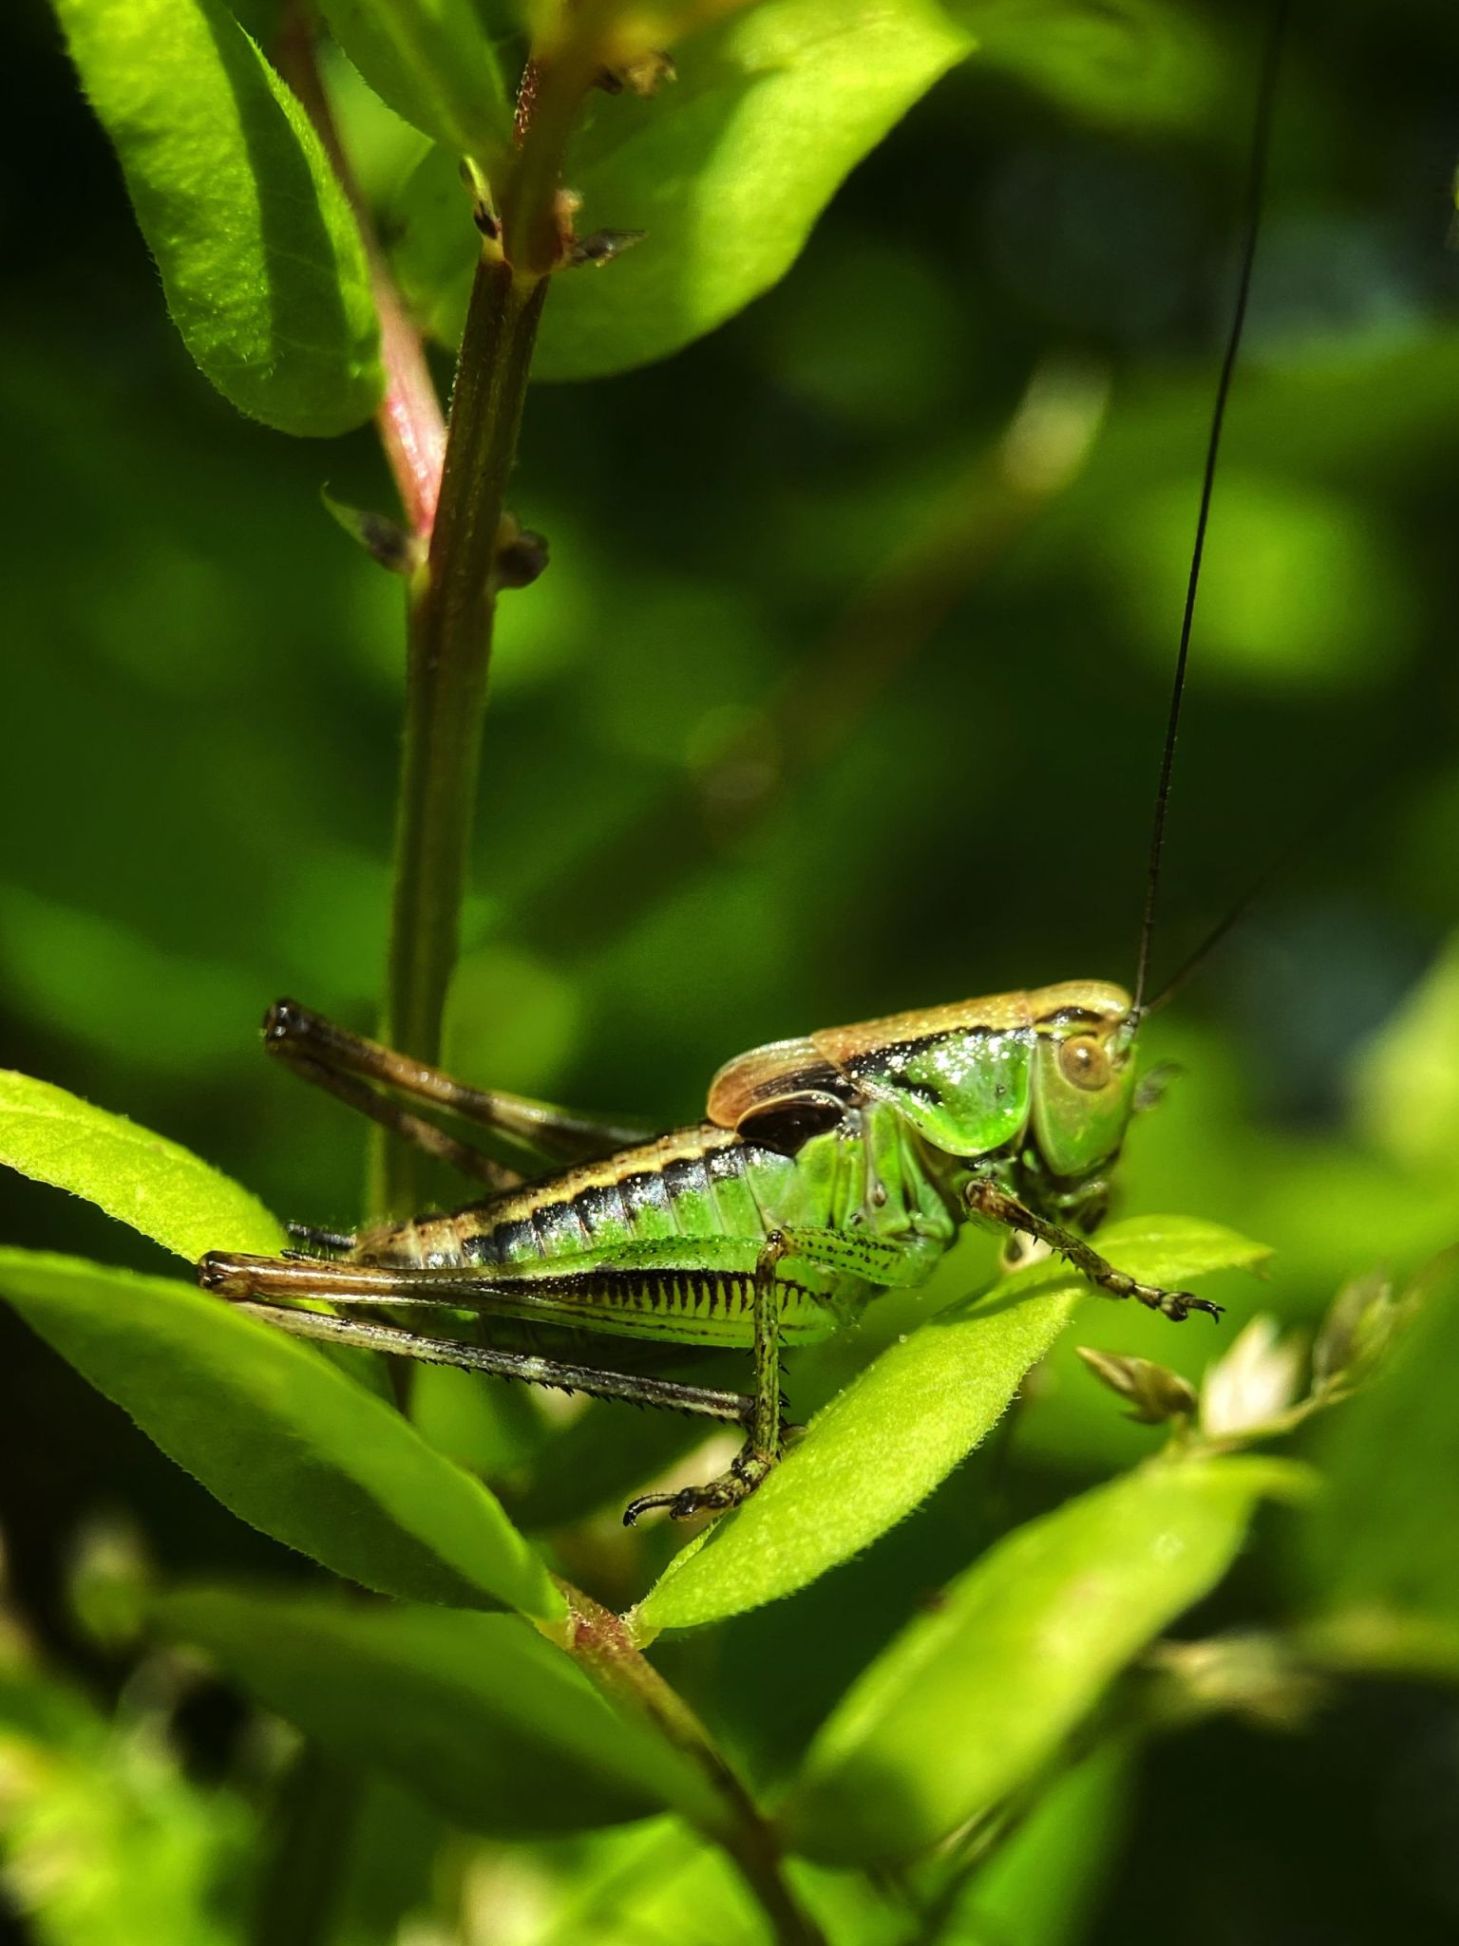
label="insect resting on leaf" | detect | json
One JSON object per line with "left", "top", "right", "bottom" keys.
{"left": 199, "top": 981, "right": 1209, "bottom": 1525}
{"left": 197, "top": 13, "right": 1287, "bottom": 1529}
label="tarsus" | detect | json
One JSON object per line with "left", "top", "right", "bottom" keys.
{"left": 1131, "top": 0, "right": 1290, "bottom": 1016}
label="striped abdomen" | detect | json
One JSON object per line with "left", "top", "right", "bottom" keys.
{"left": 352, "top": 1123, "right": 842, "bottom": 1346}
{"left": 386, "top": 1124, "right": 796, "bottom": 1269}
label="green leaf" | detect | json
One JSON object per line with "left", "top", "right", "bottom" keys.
{"left": 1302, "top": 1251, "right": 1459, "bottom": 1678}
{"left": 950, "top": 0, "right": 1222, "bottom": 132}
{"left": 0, "top": 1251, "right": 560, "bottom": 1619}
{"left": 782, "top": 1453, "right": 1308, "bottom": 1865}
{"left": 632, "top": 1218, "right": 1265, "bottom": 1636}
{"left": 54, "top": 0, "right": 382, "bottom": 435}
{"left": 0, "top": 1070, "right": 284, "bottom": 1261}
{"left": 317, "top": 0, "right": 516, "bottom": 160}
{"left": 392, "top": 0, "right": 971, "bottom": 378}
{"left": 159, "top": 1586, "right": 718, "bottom": 1835}
{"left": 954, "top": 1745, "right": 1130, "bottom": 1946}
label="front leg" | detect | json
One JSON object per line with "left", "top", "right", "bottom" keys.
{"left": 964, "top": 1178, "right": 1223, "bottom": 1323}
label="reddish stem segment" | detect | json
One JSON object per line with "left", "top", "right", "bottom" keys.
{"left": 372, "top": 281, "right": 446, "bottom": 537}
{"left": 275, "top": 13, "right": 445, "bottom": 535}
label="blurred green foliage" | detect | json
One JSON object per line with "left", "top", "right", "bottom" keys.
{"left": 4, "top": 0, "right": 1459, "bottom": 1939}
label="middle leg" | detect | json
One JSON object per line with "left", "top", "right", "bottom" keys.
{"left": 621, "top": 1229, "right": 791, "bottom": 1526}
{"left": 616, "top": 1220, "right": 954, "bottom": 1522}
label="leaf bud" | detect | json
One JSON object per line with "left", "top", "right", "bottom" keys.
{"left": 1076, "top": 1345, "right": 1197, "bottom": 1424}
{"left": 321, "top": 490, "right": 423, "bottom": 575}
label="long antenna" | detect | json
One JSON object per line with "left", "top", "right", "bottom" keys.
{"left": 1131, "top": 0, "right": 1289, "bottom": 1017}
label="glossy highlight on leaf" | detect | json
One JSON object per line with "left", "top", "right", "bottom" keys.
{"left": 0, "top": 1069, "right": 284, "bottom": 1261}
{"left": 782, "top": 1454, "right": 1310, "bottom": 1864}
{"left": 394, "top": 0, "right": 972, "bottom": 378}
{"left": 0, "top": 1251, "right": 560, "bottom": 1619}
{"left": 159, "top": 1587, "right": 717, "bottom": 1835}
{"left": 633, "top": 1218, "right": 1267, "bottom": 1636}
{"left": 53, "top": 0, "right": 382, "bottom": 434}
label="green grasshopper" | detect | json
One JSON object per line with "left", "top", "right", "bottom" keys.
{"left": 199, "top": 978, "right": 1215, "bottom": 1525}
{"left": 199, "top": 18, "right": 1284, "bottom": 1530}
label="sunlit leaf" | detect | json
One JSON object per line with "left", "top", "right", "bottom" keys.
{"left": 0, "top": 1251, "right": 561, "bottom": 1619}
{"left": 392, "top": 0, "right": 971, "bottom": 377}
{"left": 781, "top": 1454, "right": 1308, "bottom": 1864}
{"left": 159, "top": 1586, "right": 718, "bottom": 1835}
{"left": 53, "top": 0, "right": 382, "bottom": 434}
{"left": 632, "top": 1219, "right": 1267, "bottom": 1635}
{"left": 317, "top": 0, "right": 517, "bottom": 160}
{"left": 0, "top": 1070, "right": 283, "bottom": 1261}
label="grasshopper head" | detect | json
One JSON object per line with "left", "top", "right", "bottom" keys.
{"left": 1026, "top": 981, "right": 1140, "bottom": 1180}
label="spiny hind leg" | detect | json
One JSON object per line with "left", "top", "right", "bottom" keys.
{"left": 261, "top": 1002, "right": 521, "bottom": 1197}
{"left": 261, "top": 998, "right": 648, "bottom": 1178}
{"left": 198, "top": 1253, "right": 758, "bottom": 1427}
{"left": 963, "top": 1179, "right": 1223, "bottom": 1323}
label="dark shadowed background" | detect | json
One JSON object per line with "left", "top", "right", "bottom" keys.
{"left": 3, "top": 0, "right": 1459, "bottom": 1938}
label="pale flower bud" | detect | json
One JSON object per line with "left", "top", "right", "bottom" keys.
{"left": 1200, "top": 1315, "right": 1302, "bottom": 1439}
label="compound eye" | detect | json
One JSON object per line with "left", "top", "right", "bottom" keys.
{"left": 1058, "top": 1035, "right": 1110, "bottom": 1092}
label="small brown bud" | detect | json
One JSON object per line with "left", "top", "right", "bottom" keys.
{"left": 598, "top": 50, "right": 676, "bottom": 96}
{"left": 493, "top": 513, "right": 549, "bottom": 590}
{"left": 1313, "top": 1269, "right": 1401, "bottom": 1392}
{"left": 568, "top": 228, "right": 647, "bottom": 269}
{"left": 321, "top": 490, "right": 423, "bottom": 575}
{"left": 458, "top": 159, "right": 500, "bottom": 246}
{"left": 1076, "top": 1345, "right": 1197, "bottom": 1425}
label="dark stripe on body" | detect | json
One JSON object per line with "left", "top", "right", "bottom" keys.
{"left": 620, "top": 1170, "right": 672, "bottom": 1226}
{"left": 457, "top": 1130, "right": 780, "bottom": 1270}
{"left": 573, "top": 1180, "right": 630, "bottom": 1240}
{"left": 706, "top": 1140, "right": 771, "bottom": 1228}
{"left": 662, "top": 1155, "right": 711, "bottom": 1203}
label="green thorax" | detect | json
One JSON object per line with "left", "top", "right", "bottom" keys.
{"left": 799, "top": 980, "right": 1140, "bottom": 1190}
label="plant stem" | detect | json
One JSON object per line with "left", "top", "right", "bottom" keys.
{"left": 552, "top": 1582, "right": 828, "bottom": 1946}
{"left": 373, "top": 34, "right": 598, "bottom": 1218}
{"left": 376, "top": 254, "right": 546, "bottom": 1216}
